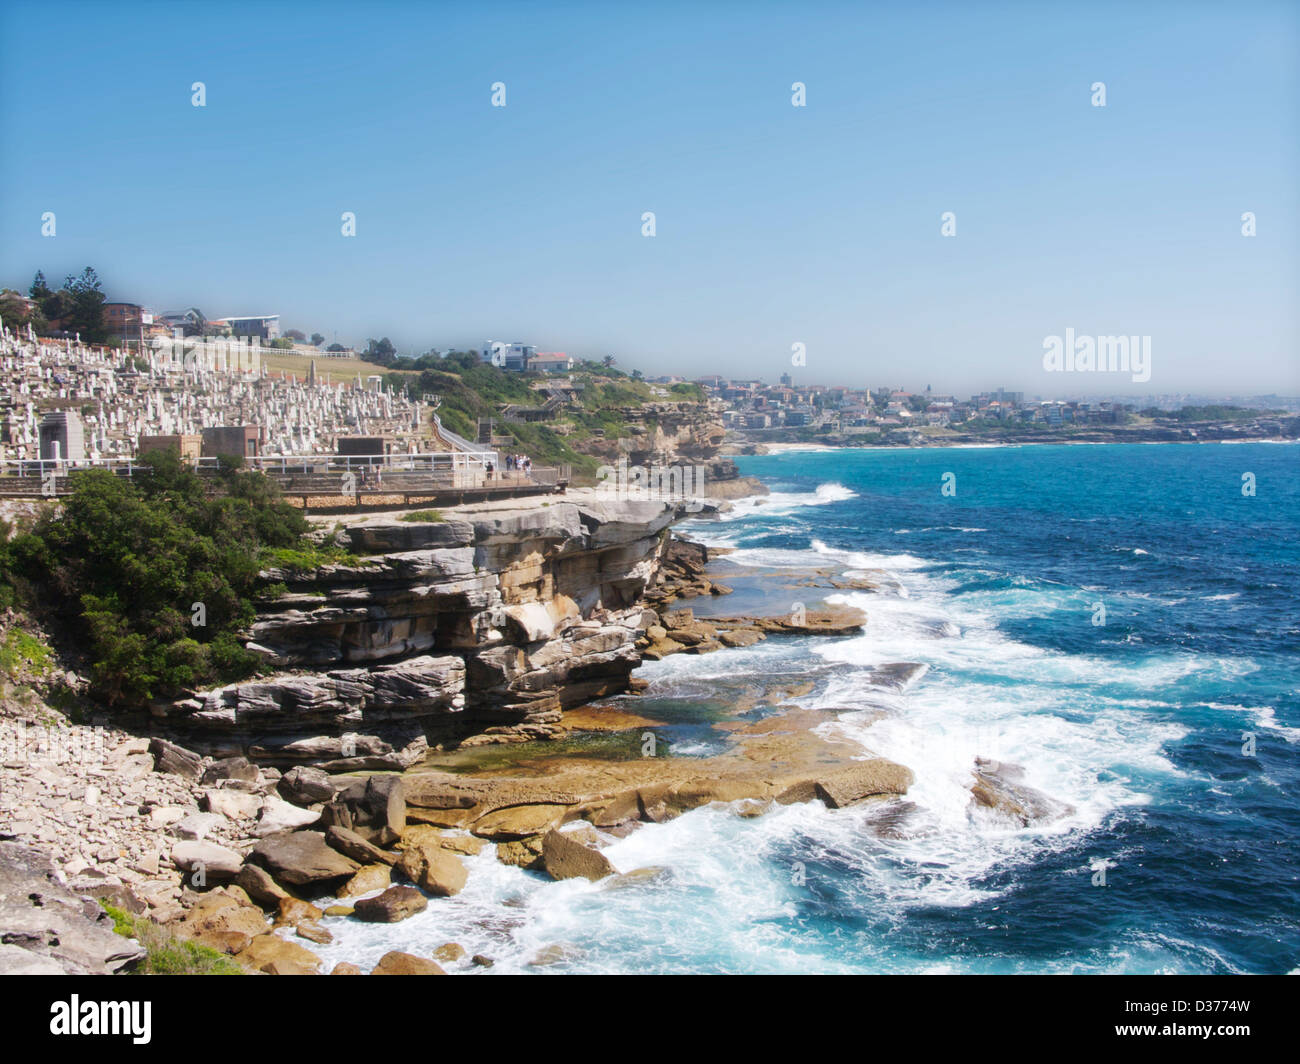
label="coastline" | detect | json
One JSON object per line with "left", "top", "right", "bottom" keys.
{"left": 6, "top": 440, "right": 1297, "bottom": 975}
{"left": 730, "top": 432, "right": 1300, "bottom": 455}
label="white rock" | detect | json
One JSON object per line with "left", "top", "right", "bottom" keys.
{"left": 253, "top": 795, "right": 321, "bottom": 837}
{"left": 172, "top": 812, "right": 223, "bottom": 840}
{"left": 202, "top": 788, "right": 263, "bottom": 821}
{"left": 170, "top": 840, "right": 242, "bottom": 878}
{"left": 147, "top": 805, "right": 188, "bottom": 828}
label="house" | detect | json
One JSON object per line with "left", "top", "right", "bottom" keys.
{"left": 219, "top": 315, "right": 281, "bottom": 340}
{"left": 529, "top": 352, "right": 573, "bottom": 373}
{"left": 481, "top": 341, "right": 536, "bottom": 370}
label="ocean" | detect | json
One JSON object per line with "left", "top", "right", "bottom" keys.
{"left": 315, "top": 442, "right": 1300, "bottom": 974}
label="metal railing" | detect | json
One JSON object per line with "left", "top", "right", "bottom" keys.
{"left": 0, "top": 449, "right": 502, "bottom": 480}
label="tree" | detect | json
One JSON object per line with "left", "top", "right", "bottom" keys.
{"left": 362, "top": 337, "right": 397, "bottom": 366}
{"left": 0, "top": 450, "right": 310, "bottom": 707}
{"left": 0, "top": 289, "right": 45, "bottom": 333}
{"left": 310, "top": 333, "right": 324, "bottom": 346}
{"left": 601, "top": 355, "right": 616, "bottom": 368}
{"left": 284, "top": 328, "right": 307, "bottom": 342}
{"left": 631, "top": 368, "right": 644, "bottom": 381}
{"left": 29, "top": 270, "right": 52, "bottom": 302}
{"left": 62, "top": 267, "right": 107, "bottom": 343}
{"left": 326, "top": 343, "right": 346, "bottom": 352}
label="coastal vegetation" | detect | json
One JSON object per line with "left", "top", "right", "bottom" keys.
{"left": 101, "top": 904, "right": 243, "bottom": 975}
{"left": 0, "top": 449, "right": 311, "bottom": 708}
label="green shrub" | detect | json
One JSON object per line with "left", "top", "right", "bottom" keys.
{"left": 0, "top": 448, "right": 310, "bottom": 707}
{"left": 399, "top": 509, "right": 444, "bottom": 523}
{"left": 101, "top": 903, "right": 243, "bottom": 975}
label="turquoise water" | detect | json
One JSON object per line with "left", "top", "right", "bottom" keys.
{"left": 316, "top": 442, "right": 1299, "bottom": 974}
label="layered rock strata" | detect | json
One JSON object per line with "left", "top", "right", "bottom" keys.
{"left": 155, "top": 500, "right": 702, "bottom": 766}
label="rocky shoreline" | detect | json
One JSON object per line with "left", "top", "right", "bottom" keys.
{"left": 0, "top": 487, "right": 1074, "bottom": 975}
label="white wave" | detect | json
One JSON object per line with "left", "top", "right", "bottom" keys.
{"left": 715, "top": 482, "right": 857, "bottom": 522}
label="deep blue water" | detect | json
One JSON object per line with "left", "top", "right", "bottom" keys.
{"left": 317, "top": 442, "right": 1299, "bottom": 974}
{"left": 690, "top": 442, "right": 1299, "bottom": 973}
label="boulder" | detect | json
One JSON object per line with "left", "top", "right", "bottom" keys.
{"left": 173, "top": 894, "right": 269, "bottom": 955}
{"left": 495, "top": 836, "right": 545, "bottom": 870}
{"left": 969, "top": 759, "right": 1074, "bottom": 827}
{"left": 353, "top": 885, "right": 429, "bottom": 923}
{"left": 235, "top": 933, "right": 322, "bottom": 975}
{"left": 338, "top": 864, "right": 392, "bottom": 899}
{"left": 275, "top": 897, "right": 324, "bottom": 927}
{"left": 148, "top": 737, "right": 202, "bottom": 780}
{"left": 255, "top": 795, "right": 322, "bottom": 837}
{"left": 203, "top": 789, "right": 263, "bottom": 821}
{"left": 434, "top": 942, "right": 466, "bottom": 963}
{"left": 234, "top": 863, "right": 292, "bottom": 908}
{"left": 330, "top": 961, "right": 364, "bottom": 975}
{"left": 171, "top": 812, "right": 223, "bottom": 841}
{"left": 326, "top": 825, "right": 398, "bottom": 867}
{"left": 295, "top": 920, "right": 333, "bottom": 945}
{"left": 201, "top": 756, "right": 261, "bottom": 785}
{"left": 371, "top": 951, "right": 446, "bottom": 975}
{"left": 171, "top": 840, "right": 243, "bottom": 880}
{"left": 0, "top": 842, "right": 146, "bottom": 975}
{"left": 278, "top": 766, "right": 336, "bottom": 807}
{"left": 396, "top": 844, "right": 467, "bottom": 897}
{"left": 249, "top": 832, "right": 360, "bottom": 887}
{"left": 541, "top": 829, "right": 618, "bottom": 882}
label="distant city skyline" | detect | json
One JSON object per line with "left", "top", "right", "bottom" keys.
{"left": 2, "top": 0, "right": 1297, "bottom": 396}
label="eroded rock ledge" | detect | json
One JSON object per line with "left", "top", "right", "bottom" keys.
{"left": 155, "top": 499, "right": 712, "bottom": 767}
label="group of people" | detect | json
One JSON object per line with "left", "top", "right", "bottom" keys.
{"left": 505, "top": 453, "right": 532, "bottom": 476}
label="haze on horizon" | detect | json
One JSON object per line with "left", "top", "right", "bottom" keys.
{"left": 1, "top": 0, "right": 1297, "bottom": 398}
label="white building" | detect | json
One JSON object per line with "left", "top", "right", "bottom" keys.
{"left": 481, "top": 341, "right": 537, "bottom": 371}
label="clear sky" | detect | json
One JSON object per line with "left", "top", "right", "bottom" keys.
{"left": 1, "top": 0, "right": 1297, "bottom": 396}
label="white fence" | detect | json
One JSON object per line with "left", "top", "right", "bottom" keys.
{"left": 0, "top": 450, "right": 502, "bottom": 479}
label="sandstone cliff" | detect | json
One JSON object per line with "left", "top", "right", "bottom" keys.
{"left": 155, "top": 499, "right": 702, "bottom": 770}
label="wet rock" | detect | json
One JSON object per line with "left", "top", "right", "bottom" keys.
{"left": 495, "top": 835, "right": 545, "bottom": 870}
{"left": 353, "top": 884, "right": 428, "bottom": 926}
{"left": 371, "top": 950, "right": 445, "bottom": 975}
{"left": 969, "top": 759, "right": 1074, "bottom": 827}
{"left": 338, "top": 864, "right": 392, "bottom": 898}
{"left": 295, "top": 920, "right": 333, "bottom": 945}
{"left": 397, "top": 843, "right": 467, "bottom": 896}
{"left": 542, "top": 829, "right": 618, "bottom": 882}
{"left": 775, "top": 760, "right": 914, "bottom": 809}
{"left": 434, "top": 942, "right": 466, "bottom": 963}
{"left": 330, "top": 961, "right": 364, "bottom": 975}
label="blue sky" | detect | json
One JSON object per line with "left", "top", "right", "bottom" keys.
{"left": 1, "top": 0, "right": 1297, "bottom": 396}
